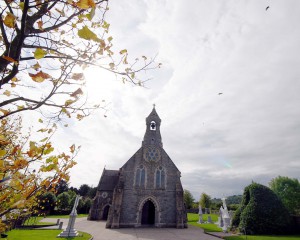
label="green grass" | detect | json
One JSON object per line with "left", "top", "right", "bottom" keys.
{"left": 187, "top": 213, "right": 222, "bottom": 232}
{"left": 46, "top": 214, "right": 88, "bottom": 219}
{"left": 224, "top": 236, "right": 300, "bottom": 240}
{"left": 4, "top": 229, "right": 91, "bottom": 240}
{"left": 23, "top": 216, "right": 54, "bottom": 226}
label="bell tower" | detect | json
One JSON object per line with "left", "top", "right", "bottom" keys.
{"left": 142, "top": 105, "right": 162, "bottom": 148}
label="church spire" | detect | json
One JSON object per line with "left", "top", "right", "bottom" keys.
{"left": 142, "top": 105, "right": 162, "bottom": 148}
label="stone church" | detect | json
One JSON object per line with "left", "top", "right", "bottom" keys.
{"left": 88, "top": 107, "right": 187, "bottom": 228}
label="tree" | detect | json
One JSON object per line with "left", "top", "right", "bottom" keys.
{"left": 183, "top": 189, "right": 195, "bottom": 209}
{"left": 199, "top": 192, "right": 212, "bottom": 209}
{"left": 0, "top": 0, "right": 160, "bottom": 121}
{"left": 56, "top": 192, "right": 70, "bottom": 211}
{"left": 55, "top": 179, "right": 69, "bottom": 196}
{"left": 231, "top": 182, "right": 291, "bottom": 235}
{"left": 37, "top": 191, "right": 56, "bottom": 214}
{"left": 78, "top": 184, "right": 90, "bottom": 197}
{"left": 87, "top": 186, "right": 97, "bottom": 199}
{"left": 269, "top": 176, "right": 300, "bottom": 215}
{"left": 0, "top": 117, "right": 78, "bottom": 232}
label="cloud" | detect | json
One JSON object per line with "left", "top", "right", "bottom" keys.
{"left": 44, "top": 0, "right": 300, "bottom": 199}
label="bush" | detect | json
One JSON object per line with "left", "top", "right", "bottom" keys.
{"left": 231, "top": 182, "right": 291, "bottom": 235}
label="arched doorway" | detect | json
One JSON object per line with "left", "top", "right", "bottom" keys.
{"left": 141, "top": 200, "right": 155, "bottom": 225}
{"left": 102, "top": 205, "right": 110, "bottom": 220}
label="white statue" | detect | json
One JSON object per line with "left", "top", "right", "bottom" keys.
{"left": 218, "top": 198, "right": 231, "bottom": 232}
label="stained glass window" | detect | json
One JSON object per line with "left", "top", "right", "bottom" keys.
{"left": 135, "top": 165, "right": 146, "bottom": 187}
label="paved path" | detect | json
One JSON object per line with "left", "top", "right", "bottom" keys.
{"left": 42, "top": 217, "right": 221, "bottom": 240}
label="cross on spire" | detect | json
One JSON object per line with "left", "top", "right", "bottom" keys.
{"left": 153, "top": 103, "right": 156, "bottom": 108}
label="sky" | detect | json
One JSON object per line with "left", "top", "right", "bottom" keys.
{"left": 51, "top": 0, "right": 300, "bottom": 199}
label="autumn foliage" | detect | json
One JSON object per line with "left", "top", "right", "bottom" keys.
{"left": 0, "top": 117, "right": 79, "bottom": 232}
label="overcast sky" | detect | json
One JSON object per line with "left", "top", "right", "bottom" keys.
{"left": 50, "top": 0, "right": 300, "bottom": 199}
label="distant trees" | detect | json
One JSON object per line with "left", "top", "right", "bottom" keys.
{"left": 231, "top": 182, "right": 291, "bottom": 235}
{"left": 183, "top": 189, "right": 195, "bottom": 209}
{"left": 269, "top": 176, "right": 300, "bottom": 215}
{"left": 199, "top": 192, "right": 212, "bottom": 209}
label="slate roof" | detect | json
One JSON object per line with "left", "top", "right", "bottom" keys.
{"left": 98, "top": 169, "right": 119, "bottom": 191}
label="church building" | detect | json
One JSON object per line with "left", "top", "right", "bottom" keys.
{"left": 88, "top": 107, "right": 187, "bottom": 228}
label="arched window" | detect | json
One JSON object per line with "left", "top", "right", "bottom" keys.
{"left": 135, "top": 165, "right": 146, "bottom": 187}
{"left": 150, "top": 121, "right": 156, "bottom": 131}
{"left": 155, "top": 166, "right": 165, "bottom": 188}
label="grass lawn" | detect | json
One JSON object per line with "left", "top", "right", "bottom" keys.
{"left": 224, "top": 236, "right": 300, "bottom": 240}
{"left": 24, "top": 216, "right": 54, "bottom": 226}
{"left": 4, "top": 229, "right": 91, "bottom": 240}
{"left": 46, "top": 214, "right": 88, "bottom": 219}
{"left": 187, "top": 213, "right": 222, "bottom": 232}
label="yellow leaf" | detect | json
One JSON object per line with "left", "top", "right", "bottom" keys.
{"left": 107, "top": 36, "right": 113, "bottom": 42}
{"left": 0, "top": 159, "right": 4, "bottom": 167}
{"left": 29, "top": 71, "right": 51, "bottom": 82}
{"left": 76, "top": 0, "right": 95, "bottom": 9}
{"left": 119, "top": 49, "right": 127, "bottom": 55}
{"left": 71, "top": 73, "right": 84, "bottom": 80}
{"left": 40, "top": 137, "right": 48, "bottom": 142}
{"left": 0, "top": 109, "right": 9, "bottom": 115}
{"left": 19, "top": 2, "right": 24, "bottom": 10}
{"left": 37, "top": 20, "right": 43, "bottom": 30}
{"left": 3, "top": 13, "right": 16, "bottom": 28}
{"left": 71, "top": 88, "right": 83, "bottom": 98}
{"left": 34, "top": 48, "right": 47, "bottom": 60}
{"left": 86, "top": 7, "right": 95, "bottom": 20}
{"left": 70, "top": 144, "right": 75, "bottom": 153}
{"left": 3, "top": 90, "right": 11, "bottom": 97}
{"left": 102, "top": 21, "right": 110, "bottom": 30}
{"left": 32, "top": 62, "right": 41, "bottom": 70}
{"left": 78, "top": 26, "right": 99, "bottom": 41}
{"left": 38, "top": 118, "right": 43, "bottom": 123}
{"left": 109, "top": 63, "right": 115, "bottom": 69}
{"left": 65, "top": 99, "right": 74, "bottom": 106}
{"left": 0, "top": 149, "right": 7, "bottom": 157}
{"left": 77, "top": 114, "right": 84, "bottom": 120}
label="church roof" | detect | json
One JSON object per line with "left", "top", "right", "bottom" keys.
{"left": 146, "top": 105, "right": 161, "bottom": 121}
{"left": 98, "top": 169, "right": 119, "bottom": 191}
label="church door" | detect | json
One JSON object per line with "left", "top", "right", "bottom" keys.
{"left": 102, "top": 205, "right": 110, "bottom": 220}
{"left": 141, "top": 200, "right": 155, "bottom": 225}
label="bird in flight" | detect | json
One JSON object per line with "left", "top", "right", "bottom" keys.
{"left": 218, "top": 93, "right": 223, "bottom": 95}
{"left": 266, "top": 6, "right": 270, "bottom": 11}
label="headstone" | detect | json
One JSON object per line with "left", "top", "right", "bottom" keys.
{"left": 198, "top": 215, "right": 204, "bottom": 224}
{"left": 58, "top": 195, "right": 81, "bottom": 237}
{"left": 207, "top": 215, "right": 212, "bottom": 223}
{"left": 58, "top": 222, "right": 63, "bottom": 230}
{"left": 198, "top": 205, "right": 203, "bottom": 215}
{"left": 198, "top": 205, "right": 204, "bottom": 223}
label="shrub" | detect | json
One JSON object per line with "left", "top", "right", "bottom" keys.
{"left": 232, "top": 182, "right": 291, "bottom": 235}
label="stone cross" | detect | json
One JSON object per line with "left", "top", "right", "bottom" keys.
{"left": 58, "top": 195, "right": 81, "bottom": 237}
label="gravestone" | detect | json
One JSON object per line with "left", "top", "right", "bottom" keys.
{"left": 198, "top": 205, "right": 204, "bottom": 224}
